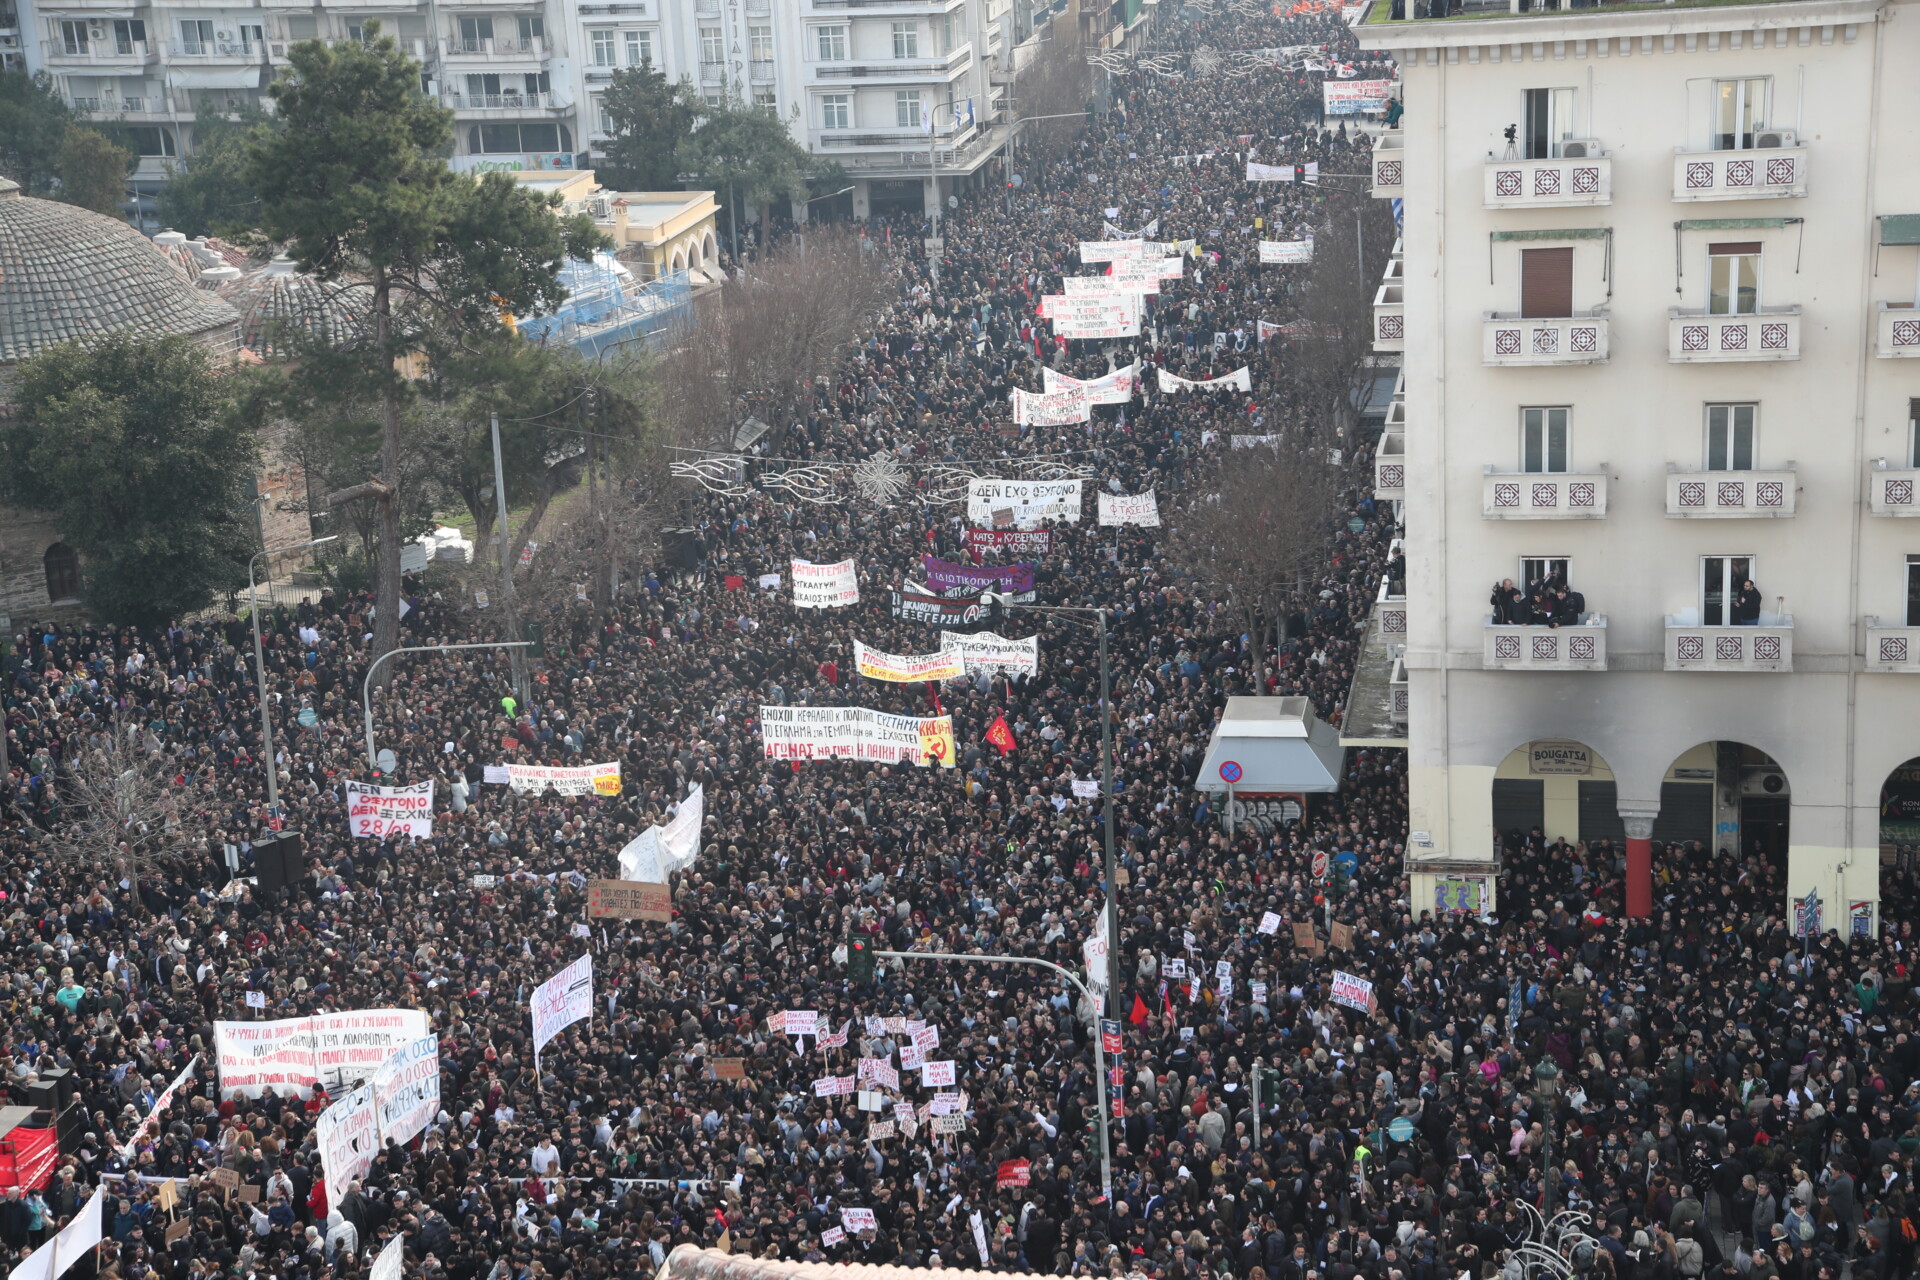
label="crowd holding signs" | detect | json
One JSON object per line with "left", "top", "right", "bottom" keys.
{"left": 213, "top": 1009, "right": 431, "bottom": 1098}
{"left": 759, "top": 705, "right": 957, "bottom": 767}
{"left": 789, "top": 558, "right": 860, "bottom": 609}
{"left": 344, "top": 781, "right": 434, "bottom": 839}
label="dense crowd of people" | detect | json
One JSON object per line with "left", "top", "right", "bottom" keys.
{"left": 6, "top": 9, "right": 1920, "bottom": 1280}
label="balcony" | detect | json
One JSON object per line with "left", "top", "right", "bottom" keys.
{"left": 1374, "top": 431, "right": 1404, "bottom": 501}
{"left": 1868, "top": 463, "right": 1920, "bottom": 516}
{"left": 1664, "top": 467, "right": 1797, "bottom": 518}
{"left": 1484, "top": 620, "right": 1608, "bottom": 672}
{"left": 1483, "top": 313, "right": 1608, "bottom": 366}
{"left": 442, "top": 35, "right": 546, "bottom": 59}
{"left": 1372, "top": 281, "right": 1404, "bottom": 353}
{"left": 1672, "top": 145, "right": 1807, "bottom": 202}
{"left": 1866, "top": 620, "right": 1920, "bottom": 673}
{"left": 441, "top": 92, "right": 552, "bottom": 111}
{"left": 1375, "top": 580, "right": 1407, "bottom": 642}
{"left": 1371, "top": 131, "right": 1402, "bottom": 198}
{"left": 169, "top": 39, "right": 267, "bottom": 59}
{"left": 699, "top": 61, "right": 725, "bottom": 85}
{"left": 1668, "top": 308, "right": 1800, "bottom": 362}
{"left": 1388, "top": 655, "right": 1408, "bottom": 729}
{"left": 1877, "top": 303, "right": 1920, "bottom": 358}
{"left": 750, "top": 58, "right": 775, "bottom": 82}
{"left": 42, "top": 38, "right": 156, "bottom": 63}
{"left": 1484, "top": 153, "right": 1610, "bottom": 210}
{"left": 810, "top": 45, "right": 972, "bottom": 83}
{"left": 1481, "top": 470, "right": 1608, "bottom": 519}
{"left": 1663, "top": 619, "right": 1794, "bottom": 672}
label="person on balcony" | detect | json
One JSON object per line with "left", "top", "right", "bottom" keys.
{"left": 1490, "top": 579, "right": 1525, "bottom": 624}
{"left": 1550, "top": 584, "right": 1587, "bottom": 627}
{"left": 1734, "top": 580, "right": 1763, "bottom": 626}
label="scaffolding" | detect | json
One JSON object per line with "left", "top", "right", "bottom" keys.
{"left": 518, "top": 253, "right": 695, "bottom": 359}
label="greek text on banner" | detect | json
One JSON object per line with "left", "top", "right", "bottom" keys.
{"left": 853, "top": 640, "right": 966, "bottom": 683}
{"left": 505, "top": 762, "right": 622, "bottom": 796}
{"left": 760, "top": 705, "right": 956, "bottom": 767}
{"left": 1097, "top": 490, "right": 1161, "bottom": 527}
{"left": 345, "top": 780, "right": 433, "bottom": 840}
{"left": 791, "top": 558, "right": 859, "bottom": 609}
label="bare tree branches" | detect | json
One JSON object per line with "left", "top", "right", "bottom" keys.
{"left": 40, "top": 717, "right": 186, "bottom": 910}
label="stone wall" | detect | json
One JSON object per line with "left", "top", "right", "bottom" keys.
{"left": 0, "top": 506, "right": 75, "bottom": 629}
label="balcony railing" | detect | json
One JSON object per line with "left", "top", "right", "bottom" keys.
{"left": 699, "top": 61, "right": 725, "bottom": 85}
{"left": 171, "top": 39, "right": 263, "bottom": 58}
{"left": 1866, "top": 619, "right": 1920, "bottom": 673}
{"left": 1374, "top": 431, "right": 1404, "bottom": 501}
{"left": 1663, "top": 619, "right": 1794, "bottom": 672}
{"left": 750, "top": 58, "right": 775, "bottom": 81}
{"left": 1484, "top": 154, "right": 1610, "bottom": 209}
{"left": 442, "top": 92, "right": 549, "bottom": 110}
{"left": 1868, "top": 463, "right": 1920, "bottom": 516}
{"left": 1672, "top": 145, "right": 1807, "bottom": 202}
{"left": 43, "top": 38, "right": 153, "bottom": 60}
{"left": 1663, "top": 467, "right": 1796, "bottom": 517}
{"left": 1668, "top": 308, "right": 1800, "bottom": 362}
{"left": 446, "top": 35, "right": 542, "bottom": 56}
{"left": 1877, "top": 303, "right": 1920, "bottom": 358}
{"left": 1483, "top": 620, "right": 1608, "bottom": 672}
{"left": 1375, "top": 580, "right": 1407, "bottom": 642}
{"left": 1483, "top": 313, "right": 1608, "bottom": 366}
{"left": 1372, "top": 282, "right": 1403, "bottom": 353}
{"left": 1481, "top": 471, "right": 1608, "bottom": 519}
{"left": 1388, "top": 655, "right": 1409, "bottom": 729}
{"left": 1371, "top": 131, "right": 1402, "bottom": 198}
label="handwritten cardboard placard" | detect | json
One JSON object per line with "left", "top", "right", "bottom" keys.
{"left": 710, "top": 1057, "right": 745, "bottom": 1080}
{"left": 586, "top": 879, "right": 671, "bottom": 922}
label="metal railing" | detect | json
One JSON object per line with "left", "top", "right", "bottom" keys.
{"left": 442, "top": 91, "right": 549, "bottom": 110}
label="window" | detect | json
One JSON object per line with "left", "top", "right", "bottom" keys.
{"left": 1522, "top": 558, "right": 1569, "bottom": 590}
{"left": 700, "top": 26, "right": 723, "bottom": 63}
{"left": 469, "top": 122, "right": 572, "bottom": 154}
{"left": 518, "top": 15, "right": 545, "bottom": 42}
{"left": 754, "top": 89, "right": 776, "bottom": 109}
{"left": 1706, "top": 404, "right": 1756, "bottom": 471}
{"left": 938, "top": 14, "right": 953, "bottom": 53}
{"left": 237, "top": 23, "right": 262, "bottom": 53}
{"left": 1519, "top": 247, "right": 1573, "bottom": 319}
{"left": 896, "top": 89, "right": 922, "bottom": 129}
{"left": 591, "top": 29, "right": 615, "bottom": 65}
{"left": 525, "top": 70, "right": 549, "bottom": 96}
{"left": 1713, "top": 77, "right": 1768, "bottom": 150}
{"left": 1522, "top": 87, "right": 1575, "bottom": 160}
{"left": 1521, "top": 407, "right": 1569, "bottom": 474}
{"left": 113, "top": 19, "right": 145, "bottom": 53}
{"left": 178, "top": 20, "right": 212, "bottom": 53}
{"left": 1708, "top": 243, "right": 1760, "bottom": 316}
{"left": 59, "top": 20, "right": 88, "bottom": 54}
{"left": 1702, "top": 555, "right": 1753, "bottom": 626}
{"left": 820, "top": 93, "right": 849, "bottom": 129}
{"left": 625, "top": 30, "right": 652, "bottom": 66}
{"left": 816, "top": 25, "right": 847, "bottom": 61}
{"left": 43, "top": 544, "right": 79, "bottom": 604}
{"left": 1910, "top": 398, "right": 1920, "bottom": 468}
{"left": 125, "top": 125, "right": 174, "bottom": 156}
{"left": 750, "top": 24, "right": 773, "bottom": 61}
{"left": 1908, "top": 555, "right": 1920, "bottom": 628}
{"left": 892, "top": 21, "right": 918, "bottom": 58}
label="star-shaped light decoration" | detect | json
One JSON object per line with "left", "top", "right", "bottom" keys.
{"left": 851, "top": 453, "right": 912, "bottom": 506}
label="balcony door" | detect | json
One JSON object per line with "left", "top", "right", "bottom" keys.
{"left": 1705, "top": 404, "right": 1755, "bottom": 470}
{"left": 1708, "top": 244, "right": 1761, "bottom": 316}
{"left": 1523, "top": 87, "right": 1575, "bottom": 160}
{"left": 1908, "top": 556, "right": 1920, "bottom": 628}
{"left": 1713, "top": 77, "right": 1768, "bottom": 151}
{"left": 1702, "top": 555, "right": 1752, "bottom": 626}
{"left": 1520, "top": 248, "right": 1573, "bottom": 320}
{"left": 1521, "top": 407, "right": 1568, "bottom": 473}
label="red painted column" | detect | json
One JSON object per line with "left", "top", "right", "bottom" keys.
{"left": 1622, "top": 807, "right": 1657, "bottom": 920}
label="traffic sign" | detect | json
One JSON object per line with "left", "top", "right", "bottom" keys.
{"left": 1218, "top": 760, "right": 1243, "bottom": 783}
{"left": 297, "top": 708, "right": 318, "bottom": 728}
{"left": 1311, "top": 850, "right": 1329, "bottom": 878}
{"left": 375, "top": 748, "right": 398, "bottom": 776}
{"left": 1388, "top": 1116, "right": 1415, "bottom": 1143}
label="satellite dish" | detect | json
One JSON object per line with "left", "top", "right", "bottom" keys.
{"left": 375, "top": 748, "right": 398, "bottom": 775}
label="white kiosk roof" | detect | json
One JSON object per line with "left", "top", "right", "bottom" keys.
{"left": 1195, "top": 696, "right": 1345, "bottom": 794}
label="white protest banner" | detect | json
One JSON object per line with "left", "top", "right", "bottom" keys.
{"left": 911, "top": 1025, "right": 940, "bottom": 1054}
{"left": 971, "top": 1210, "right": 990, "bottom": 1264}
{"left": 370, "top": 1233, "right": 407, "bottom": 1280}
{"left": 1233, "top": 434, "right": 1281, "bottom": 449}
{"left": 791, "top": 558, "right": 859, "bottom": 609}
{"left": 1077, "top": 238, "right": 1146, "bottom": 263}
{"left": 1157, "top": 367, "right": 1252, "bottom": 394}
{"left": 1252, "top": 982, "right": 1269, "bottom": 1004}
{"left": 757, "top": 572, "right": 781, "bottom": 590}
{"left": 505, "top": 762, "right": 622, "bottom": 797}
{"left": 1054, "top": 309, "right": 1143, "bottom": 340}
{"left": 759, "top": 706, "right": 956, "bottom": 767}
{"left": 1324, "top": 80, "right": 1394, "bottom": 115}
{"left": 1097, "top": 490, "right": 1161, "bottom": 527}
{"left": 1163, "top": 957, "right": 1187, "bottom": 980}
{"left": 780, "top": 1010, "right": 821, "bottom": 1037}
{"left": 618, "top": 782, "right": 705, "bottom": 883}
{"left": 937, "top": 631, "right": 1041, "bottom": 679}
{"left": 312, "top": 1009, "right": 433, "bottom": 1093}
{"left": 966, "top": 479, "right": 1083, "bottom": 524}
{"left": 866, "top": 1121, "right": 895, "bottom": 1142}
{"left": 1061, "top": 275, "right": 1137, "bottom": 297}
{"left": 530, "top": 954, "right": 593, "bottom": 1069}
{"left": 1245, "top": 162, "right": 1296, "bottom": 183}
{"left": 814, "top": 1076, "right": 856, "bottom": 1097}
{"left": 853, "top": 640, "right": 966, "bottom": 684}
{"left": 899, "top": 1042, "right": 925, "bottom": 1070}
{"left": 1009, "top": 385, "right": 1092, "bottom": 426}
{"left": 1072, "top": 779, "right": 1100, "bottom": 799}
{"left": 216, "top": 1010, "right": 430, "bottom": 1098}
{"left": 1259, "top": 911, "right": 1282, "bottom": 935}
{"left": 1040, "top": 293, "right": 1142, "bottom": 322}
{"left": 929, "top": 1092, "right": 966, "bottom": 1116}
{"left": 1330, "top": 970, "right": 1376, "bottom": 1013}
{"left": 372, "top": 1035, "right": 440, "bottom": 1149}
{"left": 345, "top": 780, "right": 434, "bottom": 840}
{"left": 920, "top": 1060, "right": 957, "bottom": 1088}
{"left": 931, "top": 1113, "right": 966, "bottom": 1134}
{"left": 821, "top": 1226, "right": 847, "bottom": 1248}
{"left": 316, "top": 1082, "right": 379, "bottom": 1191}
{"left": 840, "top": 1209, "right": 879, "bottom": 1234}
{"left": 1084, "top": 909, "right": 1110, "bottom": 997}
{"left": 1259, "top": 239, "right": 1314, "bottom": 264}
{"left": 482, "top": 765, "right": 511, "bottom": 785}
{"left": 1043, "top": 363, "right": 1139, "bottom": 405}
{"left": 12, "top": 1186, "right": 109, "bottom": 1280}
{"left": 119, "top": 1056, "right": 199, "bottom": 1160}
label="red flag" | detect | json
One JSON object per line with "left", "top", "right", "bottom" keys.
{"left": 986, "top": 714, "right": 1016, "bottom": 755}
{"left": 1129, "top": 993, "right": 1150, "bottom": 1026}
{"left": 723, "top": 575, "right": 745, "bottom": 591}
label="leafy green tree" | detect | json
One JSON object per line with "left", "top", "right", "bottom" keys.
{"left": 675, "top": 98, "right": 823, "bottom": 255}
{"left": 0, "top": 335, "right": 259, "bottom": 627}
{"left": 244, "top": 20, "right": 607, "bottom": 669}
{"left": 0, "top": 70, "right": 75, "bottom": 196}
{"left": 57, "top": 126, "right": 132, "bottom": 216}
{"left": 158, "top": 104, "right": 274, "bottom": 235}
{"left": 595, "top": 63, "right": 696, "bottom": 191}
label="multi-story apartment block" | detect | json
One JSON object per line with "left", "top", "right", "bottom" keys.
{"left": 1355, "top": 0, "right": 1920, "bottom": 926}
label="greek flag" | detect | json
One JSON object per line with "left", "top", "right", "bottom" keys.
{"left": 1390, "top": 197, "right": 1404, "bottom": 231}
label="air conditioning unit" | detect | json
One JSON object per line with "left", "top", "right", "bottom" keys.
{"left": 88, "top": 22, "right": 106, "bottom": 39}
{"left": 588, "top": 196, "right": 611, "bottom": 218}
{"left": 217, "top": 28, "right": 232, "bottom": 40}
{"left": 1754, "top": 128, "right": 1796, "bottom": 149}
{"left": 1558, "top": 138, "right": 1601, "bottom": 159}
{"left": 1741, "top": 770, "right": 1790, "bottom": 798}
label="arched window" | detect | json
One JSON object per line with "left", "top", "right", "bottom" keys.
{"left": 44, "top": 543, "right": 80, "bottom": 603}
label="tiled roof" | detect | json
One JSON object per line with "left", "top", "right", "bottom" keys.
{"left": 0, "top": 186, "right": 240, "bottom": 366}
{"left": 216, "top": 267, "right": 372, "bottom": 359}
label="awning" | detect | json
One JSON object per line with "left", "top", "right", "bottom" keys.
{"left": 1194, "top": 696, "right": 1346, "bottom": 794}
{"left": 1675, "top": 217, "right": 1801, "bottom": 231}
{"left": 1880, "top": 215, "right": 1920, "bottom": 247}
{"left": 1489, "top": 228, "right": 1609, "bottom": 242}
{"left": 168, "top": 67, "right": 263, "bottom": 90}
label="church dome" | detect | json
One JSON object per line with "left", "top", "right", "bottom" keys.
{"left": 215, "top": 255, "right": 372, "bottom": 358}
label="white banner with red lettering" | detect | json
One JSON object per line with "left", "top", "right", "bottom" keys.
{"left": 215, "top": 1009, "right": 430, "bottom": 1098}
{"left": 791, "top": 558, "right": 860, "bottom": 609}
{"left": 345, "top": 780, "right": 433, "bottom": 839}
{"left": 1097, "top": 490, "right": 1161, "bottom": 527}
{"left": 1043, "top": 363, "right": 1139, "bottom": 405}
{"left": 372, "top": 1035, "right": 441, "bottom": 1148}
{"left": 1330, "top": 970, "right": 1376, "bottom": 1013}
{"left": 316, "top": 1082, "right": 380, "bottom": 1191}
{"left": 1009, "top": 385, "right": 1092, "bottom": 426}
{"left": 531, "top": 954, "right": 594, "bottom": 1069}
{"left": 1157, "top": 366, "right": 1252, "bottom": 394}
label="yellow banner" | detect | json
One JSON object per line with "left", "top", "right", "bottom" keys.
{"left": 854, "top": 639, "right": 966, "bottom": 683}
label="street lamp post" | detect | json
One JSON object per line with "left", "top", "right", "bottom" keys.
{"left": 925, "top": 101, "right": 972, "bottom": 239}
{"left": 362, "top": 641, "right": 531, "bottom": 772}
{"left": 879, "top": 948, "right": 1113, "bottom": 1204}
{"left": 249, "top": 534, "right": 337, "bottom": 814}
{"left": 1000, "top": 111, "right": 1091, "bottom": 213}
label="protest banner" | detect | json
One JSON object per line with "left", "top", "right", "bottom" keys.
{"left": 911, "top": 1025, "right": 940, "bottom": 1054}
{"left": 997, "top": 1159, "right": 1031, "bottom": 1188}
{"left": 9, "top": 1186, "right": 108, "bottom": 1280}
{"left": 1259, "top": 239, "right": 1314, "bottom": 264}
{"left": 1043, "top": 363, "right": 1139, "bottom": 405}
{"left": 1330, "top": 970, "right": 1375, "bottom": 1013}
{"left": 1050, "top": 305, "right": 1143, "bottom": 339}
{"left": 216, "top": 1010, "right": 430, "bottom": 1098}
{"left": 1157, "top": 367, "right": 1252, "bottom": 394}
{"left": 530, "top": 954, "right": 593, "bottom": 1070}
{"left": 615, "top": 783, "right": 704, "bottom": 883}
{"left": 1246, "top": 161, "right": 1296, "bottom": 182}
{"left": 840, "top": 1209, "right": 879, "bottom": 1234}
{"left": 962, "top": 528, "right": 1052, "bottom": 555}
{"left": 1077, "top": 238, "right": 1148, "bottom": 262}
{"left": 920, "top": 1060, "right": 957, "bottom": 1087}
{"left": 1259, "top": 911, "right": 1282, "bottom": 934}
{"left": 759, "top": 705, "right": 955, "bottom": 767}
{"left": 1008, "top": 385, "right": 1091, "bottom": 426}
{"left": 790, "top": 558, "right": 860, "bottom": 609}
{"left": 1292, "top": 922, "right": 1317, "bottom": 949}
{"left": 345, "top": 780, "right": 434, "bottom": 840}
{"left": 931, "top": 1114, "right": 966, "bottom": 1133}
{"left": 316, "top": 1082, "right": 379, "bottom": 1191}
{"left": 710, "top": 1058, "right": 745, "bottom": 1080}
{"left": 1097, "top": 490, "right": 1161, "bottom": 527}
{"left": 587, "top": 879, "right": 672, "bottom": 921}
{"left": 1233, "top": 434, "right": 1281, "bottom": 448}
{"left": 505, "top": 762, "right": 622, "bottom": 797}
{"left": 1331, "top": 921, "right": 1354, "bottom": 950}
{"left": 890, "top": 590, "right": 1002, "bottom": 629}
{"left": 821, "top": 1226, "right": 847, "bottom": 1247}
{"left": 371, "top": 1035, "right": 440, "bottom": 1149}
{"left": 867, "top": 1121, "right": 895, "bottom": 1141}
{"left": 922, "top": 556, "right": 1035, "bottom": 596}
{"left": 852, "top": 640, "right": 967, "bottom": 684}
{"left": 1324, "top": 80, "right": 1394, "bottom": 115}
{"left": 965, "top": 479, "right": 1083, "bottom": 524}
{"left": 813, "top": 1076, "right": 856, "bottom": 1097}
{"left": 371, "top": 1233, "right": 406, "bottom": 1280}
{"left": 933, "top": 629, "right": 1040, "bottom": 679}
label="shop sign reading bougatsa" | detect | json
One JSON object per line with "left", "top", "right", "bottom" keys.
{"left": 1528, "top": 740, "right": 1592, "bottom": 776}
{"left": 587, "top": 879, "right": 672, "bottom": 921}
